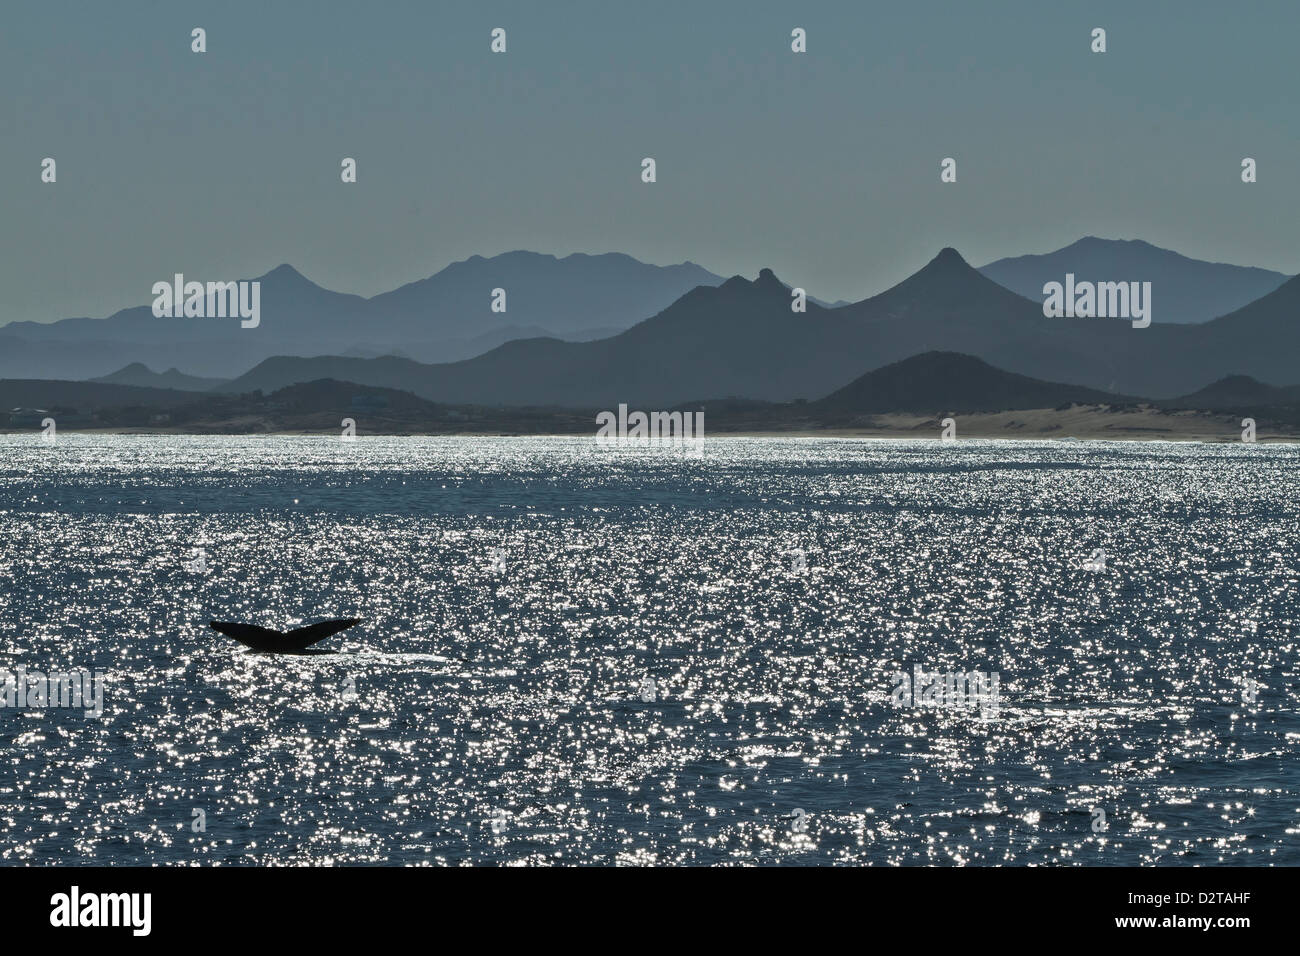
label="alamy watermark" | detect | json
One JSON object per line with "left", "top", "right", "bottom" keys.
{"left": 1, "top": 666, "right": 105, "bottom": 717}
{"left": 889, "top": 664, "right": 999, "bottom": 717}
{"left": 152, "top": 274, "right": 260, "bottom": 329}
{"left": 595, "top": 404, "right": 704, "bottom": 456}
{"left": 49, "top": 886, "right": 150, "bottom": 936}
{"left": 1042, "top": 274, "right": 1151, "bottom": 328}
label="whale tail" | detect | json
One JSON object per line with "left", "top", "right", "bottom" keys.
{"left": 209, "top": 618, "right": 361, "bottom": 652}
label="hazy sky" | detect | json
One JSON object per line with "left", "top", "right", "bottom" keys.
{"left": 4, "top": 0, "right": 1297, "bottom": 322}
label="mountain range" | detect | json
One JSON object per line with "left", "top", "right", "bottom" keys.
{"left": 9, "top": 351, "right": 1300, "bottom": 439}
{"left": 978, "top": 237, "right": 1292, "bottom": 325}
{"left": 2, "top": 239, "right": 1297, "bottom": 406}
{"left": 0, "top": 253, "right": 723, "bottom": 380}
{"left": 213, "top": 246, "right": 1300, "bottom": 404}
{"left": 91, "top": 363, "right": 229, "bottom": 391}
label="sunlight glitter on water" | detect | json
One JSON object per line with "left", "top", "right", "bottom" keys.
{"left": 0, "top": 435, "right": 1296, "bottom": 864}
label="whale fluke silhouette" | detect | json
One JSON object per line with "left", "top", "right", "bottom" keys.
{"left": 209, "top": 618, "right": 361, "bottom": 652}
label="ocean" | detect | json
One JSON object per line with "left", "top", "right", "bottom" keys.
{"left": 1, "top": 435, "right": 1296, "bottom": 865}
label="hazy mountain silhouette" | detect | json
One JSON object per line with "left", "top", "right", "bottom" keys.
{"left": 0, "top": 265, "right": 368, "bottom": 381}
{"left": 220, "top": 267, "right": 867, "bottom": 405}
{"left": 0, "top": 254, "right": 723, "bottom": 380}
{"left": 831, "top": 247, "right": 1140, "bottom": 391}
{"left": 1164, "top": 272, "right": 1300, "bottom": 391}
{"left": 1165, "top": 374, "right": 1300, "bottom": 409}
{"left": 216, "top": 247, "right": 1300, "bottom": 405}
{"left": 814, "top": 351, "right": 1130, "bottom": 414}
{"left": 219, "top": 250, "right": 1081, "bottom": 405}
{"left": 9, "top": 244, "right": 1300, "bottom": 404}
{"left": 92, "top": 363, "right": 228, "bottom": 391}
{"left": 835, "top": 249, "right": 1300, "bottom": 398}
{"left": 364, "top": 251, "right": 721, "bottom": 338}
{"left": 978, "top": 237, "right": 1291, "bottom": 324}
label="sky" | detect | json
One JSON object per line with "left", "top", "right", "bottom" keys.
{"left": 3, "top": 0, "right": 1298, "bottom": 323}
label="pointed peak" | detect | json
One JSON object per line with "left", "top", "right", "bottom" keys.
{"left": 259, "top": 263, "right": 310, "bottom": 283}
{"left": 904, "top": 247, "right": 980, "bottom": 283}
{"left": 1212, "top": 374, "right": 1265, "bottom": 387}
{"left": 868, "top": 245, "right": 1013, "bottom": 307}
{"left": 931, "top": 247, "right": 970, "bottom": 268}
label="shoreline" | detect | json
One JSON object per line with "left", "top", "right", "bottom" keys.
{"left": 4, "top": 405, "right": 1295, "bottom": 442}
{"left": 2, "top": 428, "right": 1295, "bottom": 443}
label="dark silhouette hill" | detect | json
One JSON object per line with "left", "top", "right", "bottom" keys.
{"left": 267, "top": 378, "right": 441, "bottom": 415}
{"left": 1165, "top": 374, "right": 1300, "bottom": 409}
{"left": 11, "top": 356, "right": 1300, "bottom": 435}
{"left": 814, "top": 351, "right": 1131, "bottom": 414}
{"left": 92, "top": 363, "right": 228, "bottom": 391}
{"left": 219, "top": 353, "right": 435, "bottom": 398}
{"left": 979, "top": 237, "right": 1291, "bottom": 324}
{"left": 0, "top": 379, "right": 193, "bottom": 410}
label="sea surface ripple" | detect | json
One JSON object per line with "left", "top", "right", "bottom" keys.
{"left": 0, "top": 435, "right": 1296, "bottom": 865}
